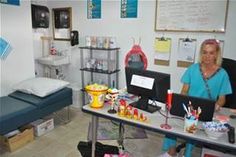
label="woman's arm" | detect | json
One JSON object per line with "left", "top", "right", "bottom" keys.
{"left": 215, "top": 95, "right": 226, "bottom": 111}
{"left": 181, "top": 84, "right": 189, "bottom": 95}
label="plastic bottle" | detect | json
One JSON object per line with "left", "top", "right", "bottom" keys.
{"left": 50, "top": 41, "right": 57, "bottom": 55}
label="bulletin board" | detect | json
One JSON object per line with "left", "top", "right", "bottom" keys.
{"left": 154, "top": 0, "right": 229, "bottom": 32}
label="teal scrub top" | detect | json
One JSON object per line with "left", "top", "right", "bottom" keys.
{"left": 181, "top": 63, "right": 232, "bottom": 100}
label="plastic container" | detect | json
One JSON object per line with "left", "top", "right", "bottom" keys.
{"left": 85, "top": 84, "right": 108, "bottom": 108}
{"left": 85, "top": 36, "right": 91, "bottom": 47}
{"left": 202, "top": 121, "right": 228, "bottom": 139}
{"left": 184, "top": 116, "right": 198, "bottom": 134}
{"left": 204, "top": 128, "right": 227, "bottom": 139}
{"left": 109, "top": 37, "right": 116, "bottom": 48}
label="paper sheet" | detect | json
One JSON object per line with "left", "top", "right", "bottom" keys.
{"left": 131, "top": 74, "right": 154, "bottom": 90}
{"left": 154, "top": 38, "right": 171, "bottom": 62}
{"left": 177, "top": 39, "right": 196, "bottom": 62}
{"left": 154, "top": 38, "right": 171, "bottom": 53}
{"left": 219, "top": 40, "right": 224, "bottom": 55}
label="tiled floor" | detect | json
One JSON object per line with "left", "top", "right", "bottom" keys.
{"left": 0, "top": 107, "right": 201, "bottom": 157}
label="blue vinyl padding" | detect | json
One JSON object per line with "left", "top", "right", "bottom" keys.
{"left": 0, "top": 87, "right": 72, "bottom": 135}
{"left": 0, "top": 97, "right": 38, "bottom": 134}
{"left": 9, "top": 87, "right": 72, "bottom": 109}
{"left": 0, "top": 96, "right": 37, "bottom": 122}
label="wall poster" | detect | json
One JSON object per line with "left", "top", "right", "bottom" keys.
{"left": 87, "top": 0, "right": 101, "bottom": 19}
{"left": 0, "top": 0, "right": 20, "bottom": 6}
{"left": 121, "top": 0, "right": 138, "bottom": 18}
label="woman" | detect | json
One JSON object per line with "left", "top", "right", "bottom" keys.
{"left": 161, "top": 39, "right": 232, "bottom": 157}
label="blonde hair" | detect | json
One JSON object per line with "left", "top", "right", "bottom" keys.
{"left": 198, "top": 39, "right": 222, "bottom": 66}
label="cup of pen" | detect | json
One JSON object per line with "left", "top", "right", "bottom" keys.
{"left": 184, "top": 115, "right": 198, "bottom": 134}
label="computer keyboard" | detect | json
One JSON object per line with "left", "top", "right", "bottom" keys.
{"left": 148, "top": 100, "right": 166, "bottom": 111}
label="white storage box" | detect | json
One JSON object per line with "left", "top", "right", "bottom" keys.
{"left": 31, "top": 118, "right": 54, "bottom": 136}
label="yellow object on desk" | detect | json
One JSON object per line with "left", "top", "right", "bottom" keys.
{"left": 85, "top": 84, "right": 108, "bottom": 108}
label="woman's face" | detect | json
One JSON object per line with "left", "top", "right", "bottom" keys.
{"left": 201, "top": 44, "right": 218, "bottom": 65}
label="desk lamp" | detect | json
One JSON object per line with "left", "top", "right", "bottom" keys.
{"left": 160, "top": 89, "right": 173, "bottom": 129}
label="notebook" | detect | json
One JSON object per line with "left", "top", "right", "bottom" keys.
{"left": 170, "top": 93, "right": 216, "bottom": 122}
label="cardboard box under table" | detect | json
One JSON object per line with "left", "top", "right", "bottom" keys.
{"left": 0, "top": 125, "right": 34, "bottom": 152}
{"left": 31, "top": 118, "right": 54, "bottom": 136}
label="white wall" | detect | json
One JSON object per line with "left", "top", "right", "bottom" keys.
{"left": 46, "top": 0, "right": 236, "bottom": 94}
{"left": 31, "top": 0, "right": 51, "bottom": 77}
{"left": 0, "top": 1, "right": 35, "bottom": 96}
{"left": 2, "top": 1, "right": 231, "bottom": 102}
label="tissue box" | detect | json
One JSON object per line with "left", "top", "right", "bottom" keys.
{"left": 31, "top": 118, "right": 54, "bottom": 136}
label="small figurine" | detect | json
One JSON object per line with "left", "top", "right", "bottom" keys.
{"left": 133, "top": 109, "right": 139, "bottom": 120}
{"left": 140, "top": 113, "right": 147, "bottom": 122}
{"left": 117, "top": 99, "right": 148, "bottom": 122}
{"left": 118, "top": 99, "right": 127, "bottom": 116}
{"left": 106, "top": 88, "right": 119, "bottom": 114}
{"left": 125, "top": 105, "right": 131, "bottom": 117}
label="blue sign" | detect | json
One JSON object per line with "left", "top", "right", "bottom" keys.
{"left": 121, "top": 0, "right": 138, "bottom": 18}
{"left": 0, "top": 0, "right": 20, "bottom": 6}
{"left": 0, "top": 37, "right": 12, "bottom": 60}
{"left": 87, "top": 0, "right": 101, "bottom": 19}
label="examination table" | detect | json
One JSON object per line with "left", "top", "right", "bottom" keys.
{"left": 0, "top": 87, "right": 72, "bottom": 135}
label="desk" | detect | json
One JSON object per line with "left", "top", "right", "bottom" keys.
{"left": 82, "top": 104, "right": 236, "bottom": 157}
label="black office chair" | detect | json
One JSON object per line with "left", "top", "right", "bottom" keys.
{"left": 222, "top": 58, "right": 236, "bottom": 109}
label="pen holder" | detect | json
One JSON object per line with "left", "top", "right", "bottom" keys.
{"left": 184, "top": 116, "right": 198, "bottom": 134}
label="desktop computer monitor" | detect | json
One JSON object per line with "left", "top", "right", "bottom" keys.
{"left": 125, "top": 67, "right": 170, "bottom": 113}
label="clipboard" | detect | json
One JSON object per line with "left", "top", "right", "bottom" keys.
{"left": 154, "top": 37, "right": 171, "bottom": 66}
{"left": 177, "top": 38, "right": 197, "bottom": 68}
{"left": 218, "top": 40, "right": 224, "bottom": 55}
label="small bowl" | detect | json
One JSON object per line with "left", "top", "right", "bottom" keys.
{"left": 202, "top": 121, "right": 228, "bottom": 139}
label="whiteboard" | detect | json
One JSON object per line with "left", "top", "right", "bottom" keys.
{"left": 155, "top": 0, "right": 229, "bottom": 32}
